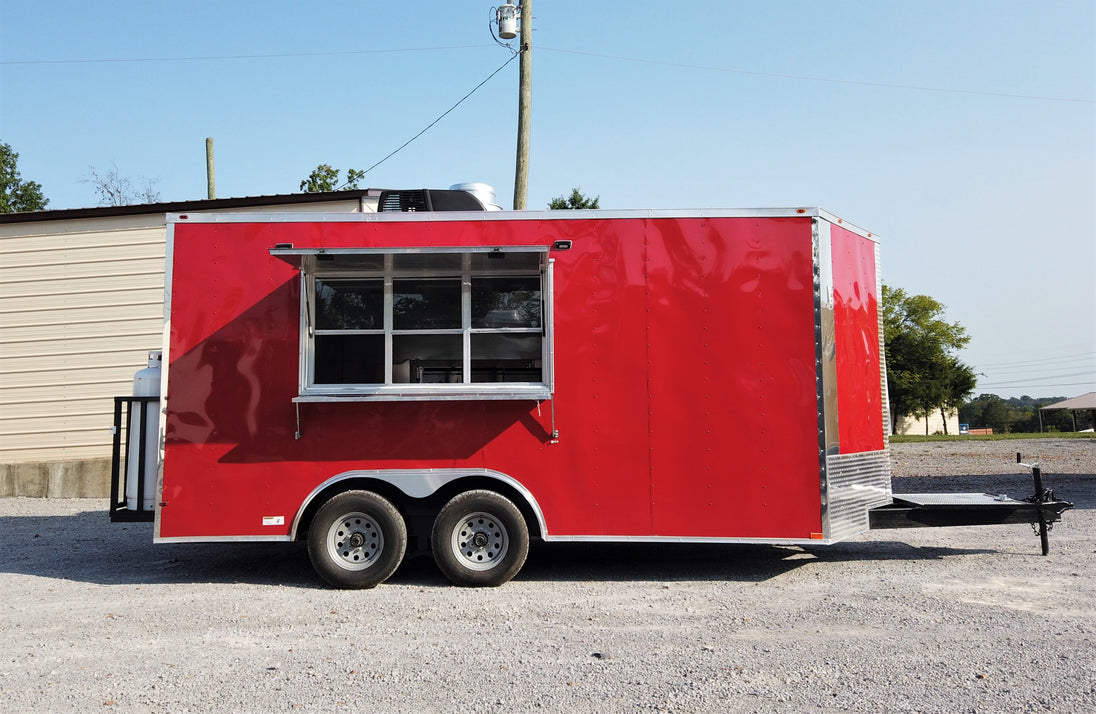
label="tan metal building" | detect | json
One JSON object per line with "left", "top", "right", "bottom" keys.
{"left": 893, "top": 408, "right": 961, "bottom": 436}
{"left": 0, "top": 191, "right": 379, "bottom": 496}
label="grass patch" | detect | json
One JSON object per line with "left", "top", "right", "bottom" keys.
{"left": 890, "top": 432, "right": 1095, "bottom": 443}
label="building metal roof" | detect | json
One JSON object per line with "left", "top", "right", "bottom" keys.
{"left": 0, "top": 189, "right": 382, "bottom": 224}
{"left": 1039, "top": 392, "right": 1096, "bottom": 411}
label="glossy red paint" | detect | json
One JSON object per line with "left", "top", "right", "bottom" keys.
{"left": 645, "top": 217, "right": 821, "bottom": 537}
{"left": 160, "top": 213, "right": 885, "bottom": 541}
{"left": 831, "top": 224, "right": 885, "bottom": 453}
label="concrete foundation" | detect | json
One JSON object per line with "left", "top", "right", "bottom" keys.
{"left": 0, "top": 459, "right": 112, "bottom": 498}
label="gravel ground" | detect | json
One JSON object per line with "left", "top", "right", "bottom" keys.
{"left": 1, "top": 438, "right": 1093, "bottom": 713}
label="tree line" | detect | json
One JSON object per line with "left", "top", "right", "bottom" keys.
{"left": 882, "top": 286, "right": 1091, "bottom": 434}
{"left": 960, "top": 394, "right": 1092, "bottom": 434}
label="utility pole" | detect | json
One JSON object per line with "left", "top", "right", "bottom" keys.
{"left": 205, "top": 138, "right": 216, "bottom": 200}
{"left": 513, "top": 0, "right": 531, "bottom": 210}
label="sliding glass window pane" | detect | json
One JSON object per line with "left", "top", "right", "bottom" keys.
{"left": 321, "top": 254, "right": 386, "bottom": 272}
{"left": 471, "top": 334, "right": 543, "bottom": 383}
{"left": 314, "top": 335, "right": 384, "bottom": 384}
{"left": 392, "top": 253, "right": 463, "bottom": 272}
{"left": 393, "top": 279, "right": 461, "bottom": 330}
{"left": 468, "top": 251, "right": 542, "bottom": 272}
{"left": 393, "top": 334, "right": 463, "bottom": 383}
{"left": 471, "top": 277, "right": 542, "bottom": 328}
{"left": 315, "top": 279, "right": 383, "bottom": 330}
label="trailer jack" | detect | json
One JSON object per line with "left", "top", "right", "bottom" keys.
{"left": 868, "top": 452, "right": 1073, "bottom": 555}
{"left": 1018, "top": 452, "right": 1063, "bottom": 556}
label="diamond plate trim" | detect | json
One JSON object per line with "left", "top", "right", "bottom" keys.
{"left": 824, "top": 450, "right": 892, "bottom": 541}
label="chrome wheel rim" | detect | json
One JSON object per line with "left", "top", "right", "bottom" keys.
{"left": 450, "top": 511, "right": 509, "bottom": 571}
{"left": 326, "top": 511, "right": 383, "bottom": 571}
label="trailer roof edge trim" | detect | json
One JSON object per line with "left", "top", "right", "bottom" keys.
{"left": 167, "top": 208, "right": 878, "bottom": 242}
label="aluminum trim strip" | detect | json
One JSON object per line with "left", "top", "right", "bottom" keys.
{"left": 154, "top": 535, "right": 292, "bottom": 544}
{"left": 292, "top": 389, "right": 551, "bottom": 403}
{"left": 289, "top": 467, "right": 549, "bottom": 540}
{"left": 542, "top": 535, "right": 838, "bottom": 545}
{"left": 814, "top": 219, "right": 837, "bottom": 537}
{"left": 875, "top": 241, "right": 891, "bottom": 442}
{"left": 818, "top": 219, "right": 838, "bottom": 457}
{"left": 154, "top": 533, "right": 839, "bottom": 546}
{"left": 271, "top": 245, "right": 550, "bottom": 257}
{"left": 815, "top": 209, "right": 878, "bottom": 242}
{"left": 545, "top": 259, "right": 555, "bottom": 393}
{"left": 170, "top": 206, "right": 877, "bottom": 239}
{"left": 153, "top": 224, "right": 175, "bottom": 541}
{"left": 168, "top": 208, "right": 832, "bottom": 226}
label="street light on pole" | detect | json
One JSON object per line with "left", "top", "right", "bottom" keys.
{"left": 495, "top": 1, "right": 531, "bottom": 210}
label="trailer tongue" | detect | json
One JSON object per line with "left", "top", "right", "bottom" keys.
{"left": 869, "top": 454, "right": 1073, "bottom": 555}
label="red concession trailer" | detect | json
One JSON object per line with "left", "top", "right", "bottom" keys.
{"left": 109, "top": 203, "right": 1070, "bottom": 588}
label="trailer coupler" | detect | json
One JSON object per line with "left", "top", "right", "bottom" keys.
{"left": 868, "top": 452, "right": 1072, "bottom": 555}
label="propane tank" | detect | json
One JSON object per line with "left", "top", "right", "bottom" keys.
{"left": 125, "top": 351, "right": 161, "bottom": 511}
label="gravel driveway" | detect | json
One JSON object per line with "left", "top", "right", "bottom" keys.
{"left": 1, "top": 438, "right": 1093, "bottom": 713}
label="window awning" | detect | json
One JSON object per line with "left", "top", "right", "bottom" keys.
{"left": 270, "top": 246, "right": 548, "bottom": 274}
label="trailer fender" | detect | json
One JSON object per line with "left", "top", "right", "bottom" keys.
{"left": 290, "top": 468, "right": 548, "bottom": 540}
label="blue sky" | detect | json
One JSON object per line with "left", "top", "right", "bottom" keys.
{"left": 2, "top": 1, "right": 1093, "bottom": 400}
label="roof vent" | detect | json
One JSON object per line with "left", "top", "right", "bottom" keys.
{"left": 449, "top": 182, "right": 502, "bottom": 211}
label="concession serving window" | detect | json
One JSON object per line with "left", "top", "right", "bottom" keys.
{"left": 271, "top": 246, "right": 554, "bottom": 401}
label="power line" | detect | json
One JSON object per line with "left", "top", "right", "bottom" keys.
{"left": 357, "top": 53, "right": 518, "bottom": 178}
{"left": 978, "top": 371, "right": 1096, "bottom": 387}
{"left": 973, "top": 351, "right": 1096, "bottom": 369}
{"left": 1, "top": 45, "right": 494, "bottom": 66}
{"left": 981, "top": 363, "right": 1096, "bottom": 378}
{"left": 537, "top": 46, "right": 1095, "bottom": 105}
{"left": 976, "top": 381, "right": 1095, "bottom": 390}
{"left": 11, "top": 42, "right": 1092, "bottom": 106}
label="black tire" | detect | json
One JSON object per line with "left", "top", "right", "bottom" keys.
{"left": 431, "top": 490, "right": 529, "bottom": 587}
{"left": 307, "top": 490, "right": 407, "bottom": 589}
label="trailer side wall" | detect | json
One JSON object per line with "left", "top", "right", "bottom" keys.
{"left": 158, "top": 213, "right": 882, "bottom": 543}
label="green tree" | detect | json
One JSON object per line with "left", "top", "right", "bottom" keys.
{"left": 548, "top": 188, "right": 599, "bottom": 210}
{"left": 300, "top": 164, "right": 365, "bottom": 192}
{"left": 882, "top": 285, "right": 976, "bottom": 434}
{"left": 963, "top": 393, "right": 1011, "bottom": 433}
{"left": 1, "top": 142, "right": 49, "bottom": 212}
{"left": 936, "top": 355, "right": 977, "bottom": 434}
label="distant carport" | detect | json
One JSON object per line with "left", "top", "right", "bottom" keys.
{"left": 1039, "top": 392, "right": 1096, "bottom": 432}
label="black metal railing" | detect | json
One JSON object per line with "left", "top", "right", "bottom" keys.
{"left": 109, "top": 396, "right": 159, "bottom": 523}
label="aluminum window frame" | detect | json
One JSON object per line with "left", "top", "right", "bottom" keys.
{"left": 279, "top": 247, "right": 554, "bottom": 402}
